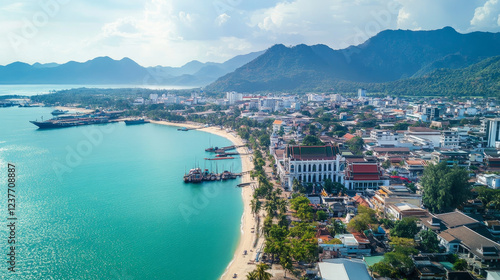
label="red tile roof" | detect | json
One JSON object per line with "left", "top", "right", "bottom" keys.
{"left": 353, "top": 175, "right": 381, "bottom": 180}
{"left": 352, "top": 232, "right": 370, "bottom": 244}
{"left": 343, "top": 133, "right": 356, "bottom": 140}
{"left": 352, "top": 164, "right": 379, "bottom": 173}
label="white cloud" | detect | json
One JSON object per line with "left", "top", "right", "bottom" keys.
{"left": 0, "top": 0, "right": 500, "bottom": 67}
{"left": 215, "top": 13, "right": 230, "bottom": 26}
{"left": 471, "top": 0, "right": 500, "bottom": 29}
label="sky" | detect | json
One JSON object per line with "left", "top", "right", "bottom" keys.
{"left": 1, "top": 0, "right": 500, "bottom": 67}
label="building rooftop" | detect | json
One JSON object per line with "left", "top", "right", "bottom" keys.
{"left": 286, "top": 145, "right": 340, "bottom": 161}
{"left": 318, "top": 258, "right": 371, "bottom": 280}
{"left": 443, "top": 226, "right": 500, "bottom": 260}
{"left": 408, "top": 127, "right": 439, "bottom": 133}
{"left": 435, "top": 211, "right": 479, "bottom": 229}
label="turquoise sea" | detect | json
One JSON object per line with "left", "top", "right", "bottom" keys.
{"left": 0, "top": 106, "right": 242, "bottom": 279}
{"left": 0, "top": 84, "right": 195, "bottom": 96}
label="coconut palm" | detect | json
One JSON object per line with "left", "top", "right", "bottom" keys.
{"left": 246, "top": 270, "right": 258, "bottom": 280}
{"left": 251, "top": 198, "right": 262, "bottom": 217}
{"left": 255, "top": 263, "right": 272, "bottom": 280}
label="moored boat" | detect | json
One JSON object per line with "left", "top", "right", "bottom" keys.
{"left": 124, "top": 118, "right": 149, "bottom": 125}
{"left": 51, "top": 109, "right": 69, "bottom": 115}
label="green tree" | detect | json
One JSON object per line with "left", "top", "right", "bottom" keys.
{"left": 421, "top": 162, "right": 471, "bottom": 213}
{"left": 453, "top": 259, "right": 468, "bottom": 271}
{"left": 302, "top": 135, "right": 323, "bottom": 146}
{"left": 419, "top": 229, "right": 440, "bottom": 253}
{"left": 255, "top": 263, "right": 272, "bottom": 280}
{"left": 316, "top": 210, "right": 327, "bottom": 221}
{"left": 323, "top": 178, "right": 334, "bottom": 194}
{"left": 251, "top": 198, "right": 262, "bottom": 217}
{"left": 382, "top": 159, "right": 391, "bottom": 169}
{"left": 390, "top": 217, "right": 419, "bottom": 238}
{"left": 348, "top": 205, "right": 377, "bottom": 232}
{"left": 371, "top": 262, "right": 397, "bottom": 278}
{"left": 346, "top": 136, "right": 364, "bottom": 155}
{"left": 246, "top": 271, "right": 258, "bottom": 280}
{"left": 259, "top": 134, "right": 270, "bottom": 147}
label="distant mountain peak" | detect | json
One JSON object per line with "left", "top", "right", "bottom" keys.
{"left": 206, "top": 27, "right": 500, "bottom": 93}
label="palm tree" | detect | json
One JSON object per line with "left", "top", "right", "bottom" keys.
{"left": 277, "top": 199, "right": 288, "bottom": 215}
{"left": 255, "top": 263, "right": 272, "bottom": 280}
{"left": 246, "top": 270, "right": 258, "bottom": 280}
{"left": 251, "top": 198, "right": 262, "bottom": 217}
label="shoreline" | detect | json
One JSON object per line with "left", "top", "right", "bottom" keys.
{"left": 149, "top": 120, "right": 262, "bottom": 280}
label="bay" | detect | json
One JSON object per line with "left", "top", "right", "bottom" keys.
{"left": 0, "top": 84, "right": 196, "bottom": 97}
{"left": 0, "top": 106, "right": 242, "bottom": 279}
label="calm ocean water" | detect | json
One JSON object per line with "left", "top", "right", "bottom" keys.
{"left": 0, "top": 84, "right": 196, "bottom": 96}
{"left": 0, "top": 106, "right": 242, "bottom": 279}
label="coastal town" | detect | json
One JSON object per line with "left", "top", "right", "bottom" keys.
{"left": 3, "top": 88, "right": 499, "bottom": 280}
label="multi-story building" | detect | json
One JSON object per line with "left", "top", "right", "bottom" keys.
{"left": 371, "top": 185, "right": 422, "bottom": 216}
{"left": 477, "top": 174, "right": 500, "bottom": 189}
{"left": 425, "top": 106, "right": 442, "bottom": 120}
{"left": 431, "top": 150, "right": 469, "bottom": 168}
{"left": 226, "top": 91, "right": 243, "bottom": 105}
{"left": 485, "top": 118, "right": 500, "bottom": 148}
{"left": 343, "top": 162, "right": 389, "bottom": 191}
{"left": 440, "top": 130, "right": 460, "bottom": 148}
{"left": 276, "top": 145, "right": 344, "bottom": 189}
{"left": 406, "top": 127, "right": 441, "bottom": 148}
{"left": 370, "top": 129, "right": 402, "bottom": 147}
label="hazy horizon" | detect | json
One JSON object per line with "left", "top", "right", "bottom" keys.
{"left": 2, "top": 0, "right": 500, "bottom": 67}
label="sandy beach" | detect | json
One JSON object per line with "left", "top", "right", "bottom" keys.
{"left": 149, "top": 120, "right": 263, "bottom": 280}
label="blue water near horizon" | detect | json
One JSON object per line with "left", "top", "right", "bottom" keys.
{"left": 0, "top": 84, "right": 196, "bottom": 96}
{"left": 0, "top": 106, "right": 242, "bottom": 279}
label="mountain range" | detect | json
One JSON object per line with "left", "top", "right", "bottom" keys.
{"left": 206, "top": 27, "right": 500, "bottom": 96}
{"left": 0, "top": 51, "right": 264, "bottom": 86}
{"left": 2, "top": 27, "right": 500, "bottom": 96}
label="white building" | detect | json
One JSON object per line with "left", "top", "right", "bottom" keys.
{"left": 307, "top": 93, "right": 325, "bottom": 102}
{"left": 226, "top": 91, "right": 243, "bottom": 105}
{"left": 478, "top": 174, "right": 500, "bottom": 189}
{"left": 405, "top": 127, "right": 441, "bottom": 148}
{"left": 370, "top": 129, "right": 402, "bottom": 147}
{"left": 277, "top": 145, "right": 344, "bottom": 189}
{"left": 440, "top": 131, "right": 460, "bottom": 148}
{"left": 358, "top": 88, "right": 366, "bottom": 100}
{"left": 485, "top": 118, "right": 500, "bottom": 148}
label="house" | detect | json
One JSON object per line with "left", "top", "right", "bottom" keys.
{"left": 318, "top": 234, "right": 371, "bottom": 258}
{"left": 386, "top": 202, "right": 429, "bottom": 221}
{"left": 317, "top": 258, "right": 372, "bottom": 280}
{"left": 343, "top": 162, "right": 389, "bottom": 191}
{"left": 272, "top": 119, "right": 283, "bottom": 132}
{"left": 477, "top": 174, "right": 500, "bottom": 189}
{"left": 412, "top": 256, "right": 447, "bottom": 280}
{"left": 421, "top": 210, "right": 481, "bottom": 232}
{"left": 439, "top": 226, "right": 500, "bottom": 276}
{"left": 371, "top": 185, "right": 422, "bottom": 217}
{"left": 404, "top": 159, "right": 426, "bottom": 180}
